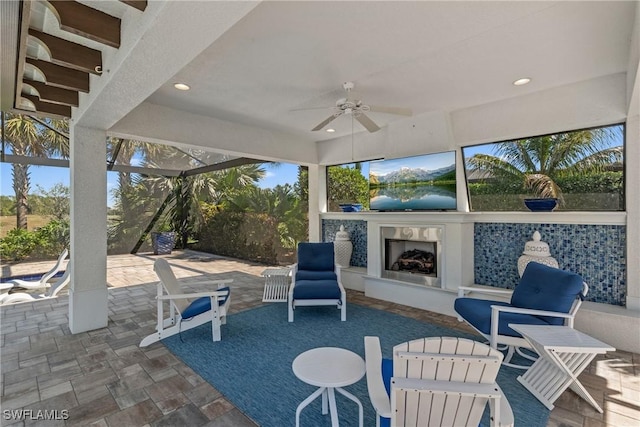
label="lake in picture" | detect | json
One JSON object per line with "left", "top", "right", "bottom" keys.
{"left": 370, "top": 184, "right": 457, "bottom": 211}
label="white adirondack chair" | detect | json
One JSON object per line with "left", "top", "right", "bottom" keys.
{"left": 139, "top": 258, "right": 232, "bottom": 347}
{"left": 365, "top": 336, "right": 514, "bottom": 427}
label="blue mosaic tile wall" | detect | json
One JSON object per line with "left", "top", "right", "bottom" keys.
{"left": 474, "top": 223, "right": 626, "bottom": 306}
{"left": 322, "top": 219, "right": 367, "bottom": 267}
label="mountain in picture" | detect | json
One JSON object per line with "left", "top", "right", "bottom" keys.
{"left": 371, "top": 164, "right": 455, "bottom": 185}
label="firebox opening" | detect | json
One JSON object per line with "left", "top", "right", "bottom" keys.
{"left": 385, "top": 239, "right": 437, "bottom": 277}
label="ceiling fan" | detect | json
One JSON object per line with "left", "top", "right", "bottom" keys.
{"left": 309, "top": 82, "right": 412, "bottom": 133}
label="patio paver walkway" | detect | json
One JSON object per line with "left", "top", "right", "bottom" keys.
{"left": 1, "top": 250, "right": 638, "bottom": 426}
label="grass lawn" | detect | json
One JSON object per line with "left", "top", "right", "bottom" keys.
{"left": 0, "top": 215, "right": 51, "bottom": 238}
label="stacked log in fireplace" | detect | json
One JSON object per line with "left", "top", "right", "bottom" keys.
{"left": 391, "top": 249, "right": 436, "bottom": 274}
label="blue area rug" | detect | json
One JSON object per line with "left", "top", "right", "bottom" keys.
{"left": 164, "top": 303, "right": 549, "bottom": 426}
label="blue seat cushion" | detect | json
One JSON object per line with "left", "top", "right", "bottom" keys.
{"left": 379, "top": 358, "right": 393, "bottom": 427}
{"left": 292, "top": 279, "right": 341, "bottom": 300}
{"left": 181, "top": 287, "right": 230, "bottom": 319}
{"left": 512, "top": 262, "right": 584, "bottom": 325}
{"left": 297, "top": 242, "right": 335, "bottom": 271}
{"left": 454, "top": 297, "right": 550, "bottom": 337}
{"left": 295, "top": 269, "right": 337, "bottom": 281}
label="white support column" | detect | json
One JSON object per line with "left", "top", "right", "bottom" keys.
{"left": 626, "top": 114, "right": 640, "bottom": 310}
{"left": 69, "top": 125, "right": 108, "bottom": 333}
{"left": 307, "top": 164, "right": 327, "bottom": 242}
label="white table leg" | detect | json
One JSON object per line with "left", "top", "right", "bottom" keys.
{"left": 322, "top": 387, "right": 328, "bottom": 415}
{"left": 548, "top": 350, "right": 603, "bottom": 413}
{"left": 296, "top": 387, "right": 326, "bottom": 427}
{"left": 327, "top": 387, "right": 339, "bottom": 426}
{"left": 517, "top": 340, "right": 604, "bottom": 413}
{"left": 336, "top": 387, "right": 364, "bottom": 427}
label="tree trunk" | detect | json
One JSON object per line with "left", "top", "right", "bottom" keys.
{"left": 12, "top": 163, "right": 30, "bottom": 230}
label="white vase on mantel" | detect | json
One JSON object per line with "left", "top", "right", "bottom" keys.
{"left": 334, "top": 225, "right": 353, "bottom": 268}
{"left": 517, "top": 230, "right": 559, "bottom": 277}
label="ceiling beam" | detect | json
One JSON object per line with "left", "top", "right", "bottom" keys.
{"left": 47, "top": 0, "right": 121, "bottom": 48}
{"left": 26, "top": 58, "right": 89, "bottom": 92}
{"left": 110, "top": 164, "right": 182, "bottom": 177}
{"left": 119, "top": 1, "right": 147, "bottom": 12}
{"left": 21, "top": 94, "right": 71, "bottom": 118}
{"left": 28, "top": 28, "right": 102, "bottom": 74}
{"left": 1, "top": 154, "right": 69, "bottom": 168}
{"left": 23, "top": 79, "right": 79, "bottom": 106}
{"left": 183, "top": 157, "right": 266, "bottom": 177}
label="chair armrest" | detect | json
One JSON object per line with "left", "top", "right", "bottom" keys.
{"left": 178, "top": 278, "right": 233, "bottom": 287}
{"left": 364, "top": 336, "right": 391, "bottom": 418}
{"left": 392, "top": 377, "right": 503, "bottom": 398}
{"left": 157, "top": 290, "right": 229, "bottom": 300}
{"left": 458, "top": 286, "right": 513, "bottom": 298}
{"left": 490, "top": 304, "right": 574, "bottom": 319}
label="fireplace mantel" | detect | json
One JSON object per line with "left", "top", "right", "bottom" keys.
{"left": 366, "top": 219, "right": 474, "bottom": 293}
{"left": 321, "top": 212, "right": 474, "bottom": 315}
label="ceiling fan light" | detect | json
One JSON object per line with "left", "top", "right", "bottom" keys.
{"left": 326, "top": 128, "right": 335, "bottom": 133}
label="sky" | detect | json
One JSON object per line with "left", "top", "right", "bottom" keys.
{"left": 0, "top": 162, "right": 301, "bottom": 207}
{"left": 369, "top": 151, "right": 456, "bottom": 176}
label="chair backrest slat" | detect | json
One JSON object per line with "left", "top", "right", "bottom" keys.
{"left": 154, "top": 259, "right": 189, "bottom": 312}
{"left": 392, "top": 337, "right": 504, "bottom": 427}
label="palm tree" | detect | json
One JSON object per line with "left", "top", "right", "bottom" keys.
{"left": 229, "top": 183, "right": 307, "bottom": 249}
{"left": 2, "top": 113, "right": 69, "bottom": 229}
{"left": 466, "top": 126, "right": 623, "bottom": 203}
{"left": 138, "top": 163, "right": 266, "bottom": 249}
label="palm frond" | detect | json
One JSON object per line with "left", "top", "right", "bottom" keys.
{"left": 524, "top": 173, "right": 563, "bottom": 201}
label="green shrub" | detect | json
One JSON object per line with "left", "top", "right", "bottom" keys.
{"left": 32, "top": 219, "right": 70, "bottom": 258}
{"left": 0, "top": 228, "right": 40, "bottom": 261}
{"left": 468, "top": 171, "right": 624, "bottom": 211}
{"left": 0, "top": 219, "right": 70, "bottom": 261}
{"left": 195, "top": 210, "right": 281, "bottom": 264}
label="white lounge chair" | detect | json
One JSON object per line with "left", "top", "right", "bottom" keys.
{"left": 364, "top": 336, "right": 514, "bottom": 427}
{"left": 4, "top": 248, "right": 68, "bottom": 291}
{"left": 139, "top": 258, "right": 232, "bottom": 347}
{"left": 0, "top": 262, "right": 71, "bottom": 305}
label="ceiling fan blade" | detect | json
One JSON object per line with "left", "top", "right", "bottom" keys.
{"left": 355, "top": 113, "right": 381, "bottom": 133}
{"left": 368, "top": 105, "right": 413, "bottom": 116}
{"left": 312, "top": 114, "right": 340, "bottom": 131}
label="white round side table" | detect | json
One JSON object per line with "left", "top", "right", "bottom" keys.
{"left": 292, "top": 347, "right": 365, "bottom": 427}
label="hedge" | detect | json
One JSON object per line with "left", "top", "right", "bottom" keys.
{"left": 194, "top": 210, "right": 283, "bottom": 265}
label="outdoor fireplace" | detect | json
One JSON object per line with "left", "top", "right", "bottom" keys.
{"left": 380, "top": 226, "right": 442, "bottom": 287}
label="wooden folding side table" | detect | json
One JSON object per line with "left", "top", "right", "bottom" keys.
{"left": 510, "top": 324, "right": 615, "bottom": 413}
{"left": 261, "top": 267, "right": 291, "bottom": 302}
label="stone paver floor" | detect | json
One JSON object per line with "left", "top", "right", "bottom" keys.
{"left": 1, "top": 250, "right": 638, "bottom": 426}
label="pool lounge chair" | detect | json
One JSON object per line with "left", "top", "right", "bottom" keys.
{"left": 4, "top": 248, "right": 68, "bottom": 291}
{"left": 0, "top": 262, "right": 72, "bottom": 305}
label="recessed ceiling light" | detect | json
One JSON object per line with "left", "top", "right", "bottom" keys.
{"left": 174, "top": 83, "right": 190, "bottom": 91}
{"left": 326, "top": 128, "right": 336, "bottom": 133}
{"left": 513, "top": 78, "right": 531, "bottom": 86}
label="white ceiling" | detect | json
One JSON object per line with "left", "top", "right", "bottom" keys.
{"left": 145, "top": 1, "right": 637, "bottom": 142}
